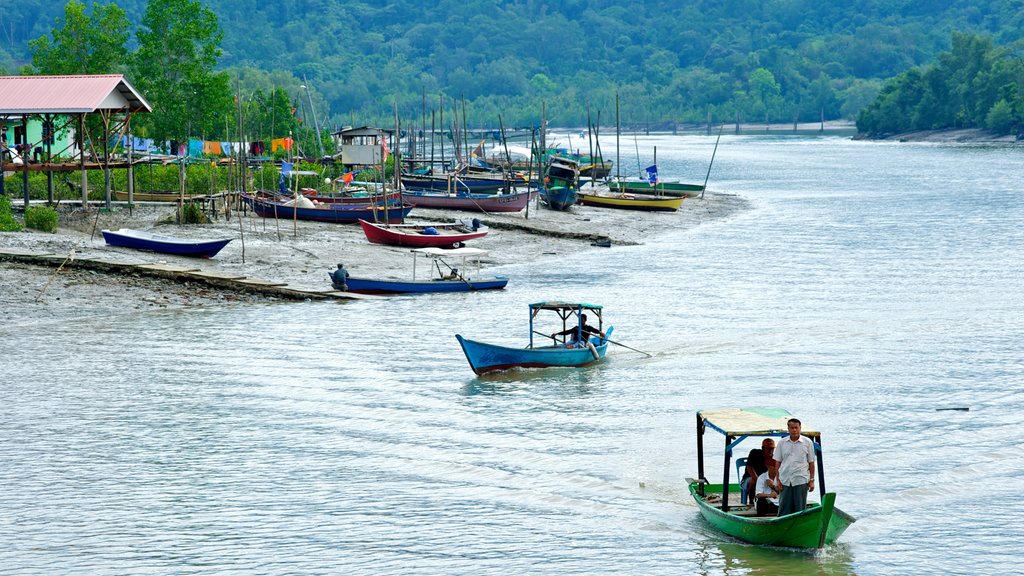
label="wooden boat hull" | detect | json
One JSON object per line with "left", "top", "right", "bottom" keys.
{"left": 401, "top": 175, "right": 505, "bottom": 194}
{"left": 101, "top": 228, "right": 232, "bottom": 258}
{"left": 455, "top": 334, "right": 607, "bottom": 375}
{"left": 609, "top": 180, "right": 703, "bottom": 197}
{"left": 242, "top": 194, "right": 412, "bottom": 223}
{"left": 401, "top": 190, "right": 532, "bottom": 213}
{"left": 342, "top": 276, "right": 508, "bottom": 294}
{"left": 358, "top": 219, "right": 487, "bottom": 248}
{"left": 540, "top": 186, "right": 578, "bottom": 211}
{"left": 689, "top": 483, "right": 854, "bottom": 549}
{"left": 578, "top": 192, "right": 683, "bottom": 212}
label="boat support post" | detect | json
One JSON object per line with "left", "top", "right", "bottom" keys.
{"left": 696, "top": 414, "right": 705, "bottom": 497}
{"left": 722, "top": 434, "right": 733, "bottom": 511}
{"left": 814, "top": 437, "right": 826, "bottom": 496}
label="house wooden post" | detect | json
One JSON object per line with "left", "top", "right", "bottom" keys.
{"left": 127, "top": 116, "right": 134, "bottom": 206}
{"left": 80, "top": 113, "right": 88, "bottom": 206}
{"left": 21, "top": 114, "right": 29, "bottom": 208}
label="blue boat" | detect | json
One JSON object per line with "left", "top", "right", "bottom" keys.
{"left": 329, "top": 247, "right": 509, "bottom": 295}
{"left": 455, "top": 301, "right": 613, "bottom": 375}
{"left": 241, "top": 193, "right": 412, "bottom": 224}
{"left": 539, "top": 156, "right": 579, "bottom": 211}
{"left": 101, "top": 228, "right": 232, "bottom": 258}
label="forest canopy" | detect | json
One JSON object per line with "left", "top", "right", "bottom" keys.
{"left": 5, "top": 0, "right": 1024, "bottom": 134}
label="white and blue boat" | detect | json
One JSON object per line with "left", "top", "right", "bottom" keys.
{"left": 330, "top": 247, "right": 508, "bottom": 295}
{"left": 456, "top": 302, "right": 612, "bottom": 375}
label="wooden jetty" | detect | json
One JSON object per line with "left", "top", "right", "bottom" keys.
{"left": 0, "top": 247, "right": 376, "bottom": 301}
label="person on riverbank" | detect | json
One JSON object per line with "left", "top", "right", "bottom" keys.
{"left": 773, "top": 418, "right": 815, "bottom": 516}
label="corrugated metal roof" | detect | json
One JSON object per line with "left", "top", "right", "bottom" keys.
{"left": 0, "top": 74, "right": 151, "bottom": 115}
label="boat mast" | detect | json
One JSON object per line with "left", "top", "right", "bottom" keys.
{"left": 615, "top": 93, "right": 620, "bottom": 184}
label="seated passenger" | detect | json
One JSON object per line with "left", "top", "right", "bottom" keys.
{"left": 754, "top": 463, "right": 781, "bottom": 516}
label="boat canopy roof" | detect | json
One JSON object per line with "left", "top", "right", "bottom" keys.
{"left": 698, "top": 408, "right": 820, "bottom": 438}
{"left": 412, "top": 247, "right": 488, "bottom": 257}
{"left": 529, "top": 301, "right": 602, "bottom": 312}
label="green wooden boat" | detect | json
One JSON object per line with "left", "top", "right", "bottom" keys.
{"left": 689, "top": 408, "right": 855, "bottom": 549}
{"left": 609, "top": 178, "right": 703, "bottom": 197}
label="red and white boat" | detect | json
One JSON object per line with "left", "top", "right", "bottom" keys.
{"left": 359, "top": 219, "right": 488, "bottom": 248}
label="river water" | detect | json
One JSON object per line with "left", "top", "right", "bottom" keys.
{"left": 2, "top": 135, "right": 1022, "bottom": 575}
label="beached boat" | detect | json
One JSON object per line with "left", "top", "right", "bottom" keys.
{"left": 241, "top": 193, "right": 412, "bottom": 224}
{"left": 688, "top": 408, "right": 855, "bottom": 549}
{"left": 101, "top": 228, "right": 232, "bottom": 258}
{"left": 401, "top": 173, "right": 506, "bottom": 195}
{"left": 359, "top": 218, "right": 487, "bottom": 248}
{"left": 577, "top": 190, "right": 683, "bottom": 212}
{"left": 609, "top": 179, "right": 703, "bottom": 198}
{"left": 329, "top": 247, "right": 508, "bottom": 294}
{"left": 455, "top": 301, "right": 613, "bottom": 375}
{"left": 540, "top": 156, "right": 579, "bottom": 211}
{"left": 401, "top": 189, "right": 532, "bottom": 213}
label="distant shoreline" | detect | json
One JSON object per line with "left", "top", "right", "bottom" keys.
{"left": 854, "top": 127, "right": 1021, "bottom": 143}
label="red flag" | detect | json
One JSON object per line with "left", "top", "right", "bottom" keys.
{"left": 381, "top": 136, "right": 390, "bottom": 162}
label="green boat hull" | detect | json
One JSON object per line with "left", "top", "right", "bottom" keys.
{"left": 609, "top": 180, "right": 703, "bottom": 197}
{"left": 689, "top": 483, "right": 854, "bottom": 549}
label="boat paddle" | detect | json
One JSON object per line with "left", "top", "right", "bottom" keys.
{"left": 531, "top": 330, "right": 652, "bottom": 357}
{"left": 604, "top": 337, "right": 653, "bottom": 357}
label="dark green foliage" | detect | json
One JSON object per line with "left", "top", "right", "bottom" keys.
{"left": 180, "top": 201, "right": 205, "bottom": 224}
{"left": 0, "top": 196, "right": 23, "bottom": 232}
{"left": 857, "top": 32, "right": 1023, "bottom": 136}
{"left": 24, "top": 205, "right": 59, "bottom": 233}
{"left": 10, "top": 1, "right": 1024, "bottom": 129}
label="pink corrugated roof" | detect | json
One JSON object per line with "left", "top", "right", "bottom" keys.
{"left": 0, "top": 74, "right": 151, "bottom": 114}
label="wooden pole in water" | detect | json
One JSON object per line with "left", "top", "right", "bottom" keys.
{"left": 615, "top": 93, "right": 620, "bottom": 184}
{"left": 700, "top": 124, "right": 723, "bottom": 200}
{"left": 586, "top": 101, "right": 594, "bottom": 188}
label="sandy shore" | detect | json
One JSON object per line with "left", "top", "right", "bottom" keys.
{"left": 0, "top": 190, "right": 749, "bottom": 323}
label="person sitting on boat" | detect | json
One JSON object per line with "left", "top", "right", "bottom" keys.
{"left": 329, "top": 263, "right": 349, "bottom": 291}
{"left": 754, "top": 463, "right": 782, "bottom": 516}
{"left": 440, "top": 267, "right": 461, "bottom": 280}
{"left": 551, "top": 314, "right": 605, "bottom": 346}
{"left": 739, "top": 438, "right": 774, "bottom": 505}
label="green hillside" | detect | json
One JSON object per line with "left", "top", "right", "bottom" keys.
{"left": 3, "top": 0, "right": 1022, "bottom": 129}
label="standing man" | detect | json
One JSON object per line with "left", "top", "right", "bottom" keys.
{"left": 773, "top": 417, "right": 815, "bottom": 516}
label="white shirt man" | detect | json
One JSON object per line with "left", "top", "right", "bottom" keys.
{"left": 772, "top": 418, "right": 815, "bottom": 516}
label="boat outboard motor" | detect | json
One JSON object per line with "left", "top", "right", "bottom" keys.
{"left": 329, "top": 263, "right": 349, "bottom": 291}
{"left": 471, "top": 218, "right": 481, "bottom": 230}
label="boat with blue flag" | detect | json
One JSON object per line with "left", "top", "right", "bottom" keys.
{"left": 456, "top": 301, "right": 612, "bottom": 375}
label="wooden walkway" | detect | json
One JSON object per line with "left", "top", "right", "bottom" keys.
{"left": 0, "top": 247, "right": 374, "bottom": 301}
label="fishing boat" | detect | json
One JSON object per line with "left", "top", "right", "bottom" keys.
{"left": 455, "top": 301, "right": 613, "bottom": 375}
{"left": 688, "top": 408, "right": 855, "bottom": 549}
{"left": 241, "top": 193, "right": 412, "bottom": 224}
{"left": 539, "top": 156, "right": 579, "bottom": 211}
{"left": 329, "top": 247, "right": 508, "bottom": 294}
{"left": 359, "top": 218, "right": 487, "bottom": 248}
{"left": 401, "top": 189, "right": 532, "bottom": 213}
{"left": 101, "top": 228, "right": 232, "bottom": 258}
{"left": 608, "top": 178, "right": 703, "bottom": 198}
{"left": 401, "top": 173, "right": 506, "bottom": 195}
{"left": 577, "top": 190, "right": 683, "bottom": 212}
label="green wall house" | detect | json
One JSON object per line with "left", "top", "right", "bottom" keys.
{"left": 0, "top": 117, "right": 75, "bottom": 163}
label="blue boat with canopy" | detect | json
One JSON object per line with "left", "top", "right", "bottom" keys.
{"left": 455, "top": 301, "right": 613, "bottom": 375}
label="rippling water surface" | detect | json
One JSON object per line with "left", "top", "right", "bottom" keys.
{"left": 3, "top": 136, "right": 1022, "bottom": 575}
